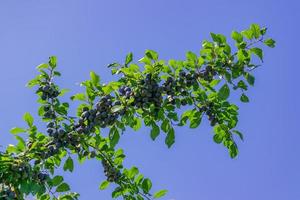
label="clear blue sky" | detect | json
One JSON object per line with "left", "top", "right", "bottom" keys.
{"left": 0, "top": 0, "right": 299, "bottom": 199}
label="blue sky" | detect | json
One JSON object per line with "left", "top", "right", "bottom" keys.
{"left": 0, "top": 0, "right": 299, "bottom": 199}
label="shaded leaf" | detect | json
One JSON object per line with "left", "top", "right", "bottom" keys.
{"left": 165, "top": 128, "right": 175, "bottom": 148}
{"left": 142, "top": 178, "right": 152, "bottom": 193}
{"left": 218, "top": 84, "right": 230, "bottom": 100}
{"left": 264, "top": 38, "right": 276, "bottom": 48}
{"left": 63, "top": 157, "right": 74, "bottom": 172}
{"left": 240, "top": 93, "right": 249, "bottom": 102}
{"left": 189, "top": 111, "right": 202, "bottom": 128}
{"left": 52, "top": 176, "right": 64, "bottom": 187}
{"left": 56, "top": 183, "right": 70, "bottom": 193}
{"left": 150, "top": 123, "right": 160, "bottom": 141}
{"left": 245, "top": 73, "right": 255, "bottom": 86}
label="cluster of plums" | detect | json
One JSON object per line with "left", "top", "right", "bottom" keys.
{"left": 46, "top": 122, "right": 81, "bottom": 157}
{"left": 102, "top": 160, "right": 121, "bottom": 182}
{"left": 162, "top": 71, "right": 198, "bottom": 105}
{"left": 133, "top": 74, "right": 163, "bottom": 108}
{"left": 36, "top": 172, "right": 49, "bottom": 183}
{"left": 200, "top": 102, "right": 219, "bottom": 126}
{"left": 75, "top": 95, "right": 122, "bottom": 133}
{"left": 38, "top": 68, "right": 219, "bottom": 160}
{"left": 43, "top": 104, "right": 55, "bottom": 119}
{"left": 178, "top": 71, "right": 199, "bottom": 88}
{"left": 198, "top": 66, "right": 217, "bottom": 82}
{"left": 118, "top": 86, "right": 133, "bottom": 99}
{"left": 37, "top": 82, "right": 60, "bottom": 101}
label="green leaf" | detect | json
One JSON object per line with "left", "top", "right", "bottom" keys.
{"left": 110, "top": 128, "right": 120, "bottom": 147}
{"left": 138, "top": 56, "right": 151, "bottom": 65}
{"left": 213, "top": 134, "right": 223, "bottom": 144}
{"left": 112, "top": 187, "right": 123, "bottom": 198}
{"left": 127, "top": 167, "right": 139, "bottom": 179}
{"left": 99, "top": 180, "right": 110, "bottom": 190}
{"left": 39, "top": 194, "right": 50, "bottom": 200}
{"left": 20, "top": 181, "right": 31, "bottom": 194}
{"left": 260, "top": 27, "right": 267, "bottom": 35}
{"left": 251, "top": 47, "right": 263, "bottom": 61}
{"left": 142, "top": 178, "right": 152, "bottom": 193}
{"left": 231, "top": 31, "right": 243, "bottom": 43}
{"left": 237, "top": 49, "right": 248, "bottom": 63}
{"left": 154, "top": 190, "right": 168, "bottom": 198}
{"left": 10, "top": 127, "right": 26, "bottom": 134}
{"left": 133, "top": 118, "right": 142, "bottom": 131}
{"left": 107, "top": 62, "right": 120, "bottom": 68}
{"left": 237, "top": 80, "right": 248, "bottom": 90}
{"left": 210, "top": 79, "right": 221, "bottom": 87}
{"left": 145, "top": 50, "right": 158, "bottom": 61}
{"left": 218, "top": 84, "right": 230, "bottom": 100}
{"left": 229, "top": 143, "right": 238, "bottom": 158}
{"left": 179, "top": 110, "right": 193, "bottom": 125}
{"left": 36, "top": 63, "right": 48, "bottom": 70}
{"left": 6, "top": 144, "right": 17, "bottom": 154}
{"left": 135, "top": 174, "right": 144, "bottom": 185}
{"left": 71, "top": 93, "right": 86, "bottom": 101}
{"left": 90, "top": 71, "right": 100, "bottom": 86}
{"left": 26, "top": 77, "right": 40, "bottom": 88}
{"left": 125, "top": 52, "right": 133, "bottom": 65}
{"left": 49, "top": 56, "right": 57, "bottom": 68}
{"left": 165, "top": 128, "right": 175, "bottom": 148}
{"left": 250, "top": 24, "right": 261, "bottom": 39}
{"left": 137, "top": 195, "right": 144, "bottom": 200}
{"left": 23, "top": 112, "right": 34, "bottom": 127}
{"left": 52, "top": 176, "right": 64, "bottom": 187}
{"left": 161, "top": 119, "right": 170, "bottom": 133}
{"left": 241, "top": 29, "right": 253, "bottom": 40}
{"left": 59, "top": 88, "right": 70, "bottom": 96}
{"left": 240, "top": 93, "right": 249, "bottom": 103}
{"left": 186, "top": 51, "right": 198, "bottom": 63}
{"left": 56, "top": 183, "right": 70, "bottom": 193}
{"left": 63, "top": 157, "right": 74, "bottom": 172}
{"left": 15, "top": 135, "right": 26, "bottom": 151}
{"left": 189, "top": 111, "right": 202, "bottom": 128}
{"left": 150, "top": 123, "right": 160, "bottom": 141}
{"left": 264, "top": 38, "right": 276, "bottom": 48}
{"left": 210, "top": 33, "right": 226, "bottom": 44}
{"left": 53, "top": 71, "right": 61, "bottom": 77}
